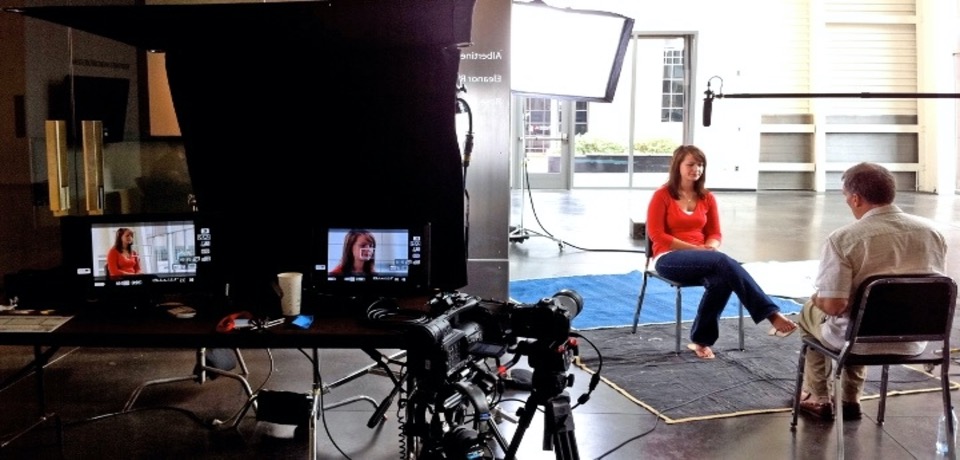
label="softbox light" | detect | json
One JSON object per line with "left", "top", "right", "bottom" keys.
{"left": 511, "top": 1, "right": 634, "bottom": 102}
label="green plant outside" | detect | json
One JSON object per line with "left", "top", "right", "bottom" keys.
{"left": 565, "top": 135, "right": 679, "bottom": 155}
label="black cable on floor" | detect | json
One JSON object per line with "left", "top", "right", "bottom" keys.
{"left": 593, "top": 416, "right": 660, "bottom": 460}
{"left": 67, "top": 405, "right": 211, "bottom": 429}
{"left": 570, "top": 332, "right": 602, "bottom": 411}
{"left": 515, "top": 166, "right": 645, "bottom": 254}
{"left": 591, "top": 376, "right": 779, "bottom": 459}
{"left": 317, "top": 368, "right": 354, "bottom": 460}
{"left": 296, "top": 348, "right": 353, "bottom": 459}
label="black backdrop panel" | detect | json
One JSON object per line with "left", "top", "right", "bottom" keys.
{"left": 12, "top": 1, "right": 474, "bottom": 305}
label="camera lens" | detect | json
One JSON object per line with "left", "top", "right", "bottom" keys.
{"left": 551, "top": 289, "right": 583, "bottom": 319}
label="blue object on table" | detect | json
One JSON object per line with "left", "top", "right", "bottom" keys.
{"left": 291, "top": 315, "right": 314, "bottom": 329}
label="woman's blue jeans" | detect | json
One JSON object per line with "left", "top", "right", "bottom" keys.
{"left": 655, "top": 250, "right": 780, "bottom": 346}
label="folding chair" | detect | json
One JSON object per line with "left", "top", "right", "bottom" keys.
{"left": 631, "top": 225, "right": 744, "bottom": 354}
{"left": 790, "top": 274, "right": 958, "bottom": 460}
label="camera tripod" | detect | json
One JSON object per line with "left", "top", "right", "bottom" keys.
{"left": 504, "top": 388, "right": 578, "bottom": 460}
{"left": 503, "top": 352, "right": 579, "bottom": 460}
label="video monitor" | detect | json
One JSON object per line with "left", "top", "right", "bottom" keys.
{"left": 60, "top": 212, "right": 216, "bottom": 307}
{"left": 312, "top": 224, "right": 432, "bottom": 298}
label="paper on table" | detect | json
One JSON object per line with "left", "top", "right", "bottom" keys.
{"left": 0, "top": 314, "right": 73, "bottom": 333}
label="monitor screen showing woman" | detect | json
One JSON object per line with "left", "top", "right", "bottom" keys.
{"left": 92, "top": 221, "right": 197, "bottom": 282}
{"left": 313, "top": 225, "right": 431, "bottom": 297}
{"left": 326, "top": 228, "right": 417, "bottom": 280}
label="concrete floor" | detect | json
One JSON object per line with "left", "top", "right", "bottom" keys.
{"left": 2, "top": 189, "right": 959, "bottom": 459}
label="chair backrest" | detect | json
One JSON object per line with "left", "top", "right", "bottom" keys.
{"left": 846, "top": 274, "right": 958, "bottom": 345}
{"left": 642, "top": 225, "right": 655, "bottom": 269}
{"left": 644, "top": 225, "right": 652, "bottom": 254}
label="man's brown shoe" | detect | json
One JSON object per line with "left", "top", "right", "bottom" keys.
{"left": 842, "top": 402, "right": 862, "bottom": 421}
{"left": 798, "top": 392, "right": 833, "bottom": 420}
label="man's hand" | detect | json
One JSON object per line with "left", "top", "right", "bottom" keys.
{"left": 813, "top": 292, "right": 848, "bottom": 316}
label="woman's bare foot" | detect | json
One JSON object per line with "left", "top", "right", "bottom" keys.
{"left": 767, "top": 312, "right": 798, "bottom": 337}
{"left": 687, "top": 342, "right": 715, "bottom": 359}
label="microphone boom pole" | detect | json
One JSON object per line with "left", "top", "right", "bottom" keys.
{"left": 716, "top": 92, "right": 960, "bottom": 99}
{"left": 699, "top": 79, "right": 960, "bottom": 127}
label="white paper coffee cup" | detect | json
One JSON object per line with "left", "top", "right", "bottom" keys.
{"left": 277, "top": 272, "right": 303, "bottom": 316}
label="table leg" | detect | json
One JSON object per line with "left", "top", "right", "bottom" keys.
{"left": 0, "top": 345, "right": 64, "bottom": 452}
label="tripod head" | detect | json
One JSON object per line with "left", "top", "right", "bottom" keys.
{"left": 513, "top": 336, "right": 577, "bottom": 398}
{"left": 504, "top": 336, "right": 582, "bottom": 460}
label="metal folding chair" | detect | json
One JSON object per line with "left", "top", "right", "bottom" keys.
{"left": 790, "top": 274, "right": 958, "bottom": 459}
{"left": 632, "top": 225, "right": 745, "bottom": 354}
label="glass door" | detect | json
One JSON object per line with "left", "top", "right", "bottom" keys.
{"left": 513, "top": 34, "right": 694, "bottom": 190}
{"left": 572, "top": 36, "right": 690, "bottom": 188}
{"left": 627, "top": 36, "right": 690, "bottom": 188}
{"left": 29, "top": 24, "right": 194, "bottom": 218}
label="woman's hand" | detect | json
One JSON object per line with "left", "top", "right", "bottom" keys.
{"left": 671, "top": 238, "right": 719, "bottom": 251}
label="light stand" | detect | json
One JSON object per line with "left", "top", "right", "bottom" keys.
{"left": 508, "top": 149, "right": 567, "bottom": 251}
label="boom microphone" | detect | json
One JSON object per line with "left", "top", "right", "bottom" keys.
{"left": 702, "top": 88, "right": 714, "bottom": 127}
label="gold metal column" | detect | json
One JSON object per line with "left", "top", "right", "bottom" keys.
{"left": 82, "top": 120, "right": 104, "bottom": 215}
{"left": 44, "top": 120, "right": 69, "bottom": 216}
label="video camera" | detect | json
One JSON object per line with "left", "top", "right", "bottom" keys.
{"left": 405, "top": 290, "right": 583, "bottom": 389}
{"left": 404, "top": 289, "right": 584, "bottom": 460}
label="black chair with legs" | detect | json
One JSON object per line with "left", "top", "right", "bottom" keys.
{"left": 790, "top": 274, "right": 958, "bottom": 460}
{"left": 631, "top": 225, "right": 744, "bottom": 354}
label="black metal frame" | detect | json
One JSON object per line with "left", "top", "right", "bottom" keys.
{"left": 790, "top": 274, "right": 958, "bottom": 460}
{"left": 632, "top": 226, "right": 745, "bottom": 354}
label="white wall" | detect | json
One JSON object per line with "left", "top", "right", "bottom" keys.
{"left": 537, "top": 0, "right": 959, "bottom": 192}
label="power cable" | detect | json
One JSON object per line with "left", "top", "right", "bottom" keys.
{"left": 458, "top": 83, "right": 474, "bottom": 260}
{"left": 514, "top": 165, "right": 644, "bottom": 254}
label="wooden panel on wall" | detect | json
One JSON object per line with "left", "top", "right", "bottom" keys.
{"left": 825, "top": 133, "right": 918, "bottom": 163}
{"left": 760, "top": 133, "right": 813, "bottom": 163}
{"left": 826, "top": 170, "right": 917, "bottom": 190}
{"left": 821, "top": 22, "right": 918, "bottom": 115}
{"left": 758, "top": 171, "right": 815, "bottom": 190}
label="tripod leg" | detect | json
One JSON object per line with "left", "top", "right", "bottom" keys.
{"left": 504, "top": 395, "right": 541, "bottom": 460}
{"left": 545, "top": 394, "right": 579, "bottom": 460}
{"left": 487, "top": 418, "right": 509, "bottom": 453}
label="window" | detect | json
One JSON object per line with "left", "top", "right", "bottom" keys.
{"left": 522, "top": 97, "right": 554, "bottom": 154}
{"left": 661, "top": 48, "right": 684, "bottom": 122}
{"left": 573, "top": 101, "right": 588, "bottom": 135}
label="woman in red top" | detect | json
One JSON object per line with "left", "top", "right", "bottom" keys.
{"left": 329, "top": 229, "right": 377, "bottom": 277}
{"left": 106, "top": 227, "right": 142, "bottom": 278}
{"left": 646, "top": 145, "right": 796, "bottom": 359}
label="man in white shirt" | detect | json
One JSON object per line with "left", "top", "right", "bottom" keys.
{"left": 796, "top": 162, "right": 947, "bottom": 421}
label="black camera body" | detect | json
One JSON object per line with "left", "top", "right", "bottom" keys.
{"left": 507, "top": 289, "right": 582, "bottom": 347}
{"left": 406, "top": 290, "right": 583, "bottom": 386}
{"left": 406, "top": 293, "right": 507, "bottom": 386}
